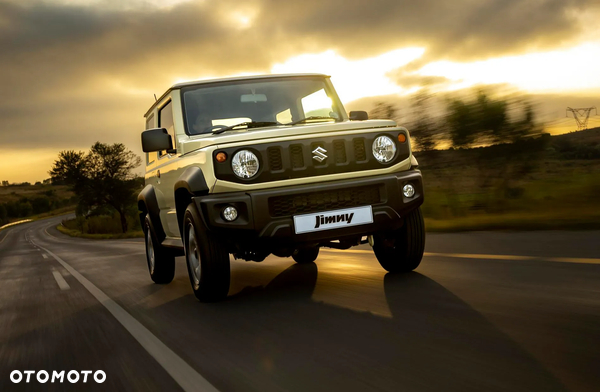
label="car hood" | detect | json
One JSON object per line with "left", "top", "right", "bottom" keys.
{"left": 178, "top": 119, "right": 399, "bottom": 155}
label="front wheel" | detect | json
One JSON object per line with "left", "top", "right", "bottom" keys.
{"left": 373, "top": 207, "right": 425, "bottom": 272}
{"left": 184, "top": 204, "right": 230, "bottom": 302}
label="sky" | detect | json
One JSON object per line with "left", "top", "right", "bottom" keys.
{"left": 1, "top": 0, "right": 600, "bottom": 182}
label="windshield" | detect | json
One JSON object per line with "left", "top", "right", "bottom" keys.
{"left": 182, "top": 77, "right": 346, "bottom": 135}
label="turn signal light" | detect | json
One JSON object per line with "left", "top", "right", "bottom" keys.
{"left": 216, "top": 152, "right": 227, "bottom": 163}
{"left": 398, "top": 134, "right": 407, "bottom": 143}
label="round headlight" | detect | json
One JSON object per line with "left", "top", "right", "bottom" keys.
{"left": 232, "top": 150, "right": 260, "bottom": 178}
{"left": 372, "top": 136, "right": 397, "bottom": 163}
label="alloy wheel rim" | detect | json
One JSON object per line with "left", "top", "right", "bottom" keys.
{"left": 187, "top": 223, "right": 201, "bottom": 286}
{"left": 146, "top": 230, "right": 155, "bottom": 274}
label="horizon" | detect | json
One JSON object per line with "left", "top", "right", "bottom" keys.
{"left": 1, "top": 0, "right": 599, "bottom": 183}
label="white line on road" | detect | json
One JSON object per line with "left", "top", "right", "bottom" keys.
{"left": 51, "top": 268, "right": 70, "bottom": 290}
{"left": 42, "top": 254, "right": 48, "bottom": 259}
{"left": 424, "top": 252, "right": 600, "bottom": 264}
{"left": 0, "top": 230, "right": 10, "bottom": 244}
{"left": 32, "top": 241, "right": 219, "bottom": 392}
{"left": 321, "top": 248, "right": 600, "bottom": 264}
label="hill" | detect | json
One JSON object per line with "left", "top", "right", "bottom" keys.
{"left": 0, "top": 184, "right": 75, "bottom": 226}
{"left": 417, "top": 128, "right": 600, "bottom": 230}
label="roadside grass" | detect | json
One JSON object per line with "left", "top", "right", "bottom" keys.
{"left": 56, "top": 224, "right": 144, "bottom": 239}
{"left": 0, "top": 206, "right": 76, "bottom": 232}
{"left": 418, "top": 131, "right": 600, "bottom": 232}
{"left": 0, "top": 184, "right": 73, "bottom": 204}
{"left": 58, "top": 214, "right": 144, "bottom": 239}
{"left": 425, "top": 208, "right": 600, "bottom": 232}
{"left": 27, "top": 206, "right": 75, "bottom": 221}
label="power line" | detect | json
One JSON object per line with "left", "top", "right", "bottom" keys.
{"left": 566, "top": 107, "right": 598, "bottom": 131}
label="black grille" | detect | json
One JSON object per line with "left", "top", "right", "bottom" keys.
{"left": 333, "top": 140, "right": 346, "bottom": 164}
{"left": 267, "top": 147, "right": 283, "bottom": 171}
{"left": 354, "top": 138, "right": 367, "bottom": 161}
{"left": 290, "top": 144, "right": 304, "bottom": 168}
{"left": 269, "top": 186, "right": 381, "bottom": 217}
{"left": 213, "top": 131, "right": 410, "bottom": 184}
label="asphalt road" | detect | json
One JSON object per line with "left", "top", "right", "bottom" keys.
{"left": 1, "top": 216, "right": 599, "bottom": 391}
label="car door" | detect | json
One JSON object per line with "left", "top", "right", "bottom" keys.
{"left": 155, "top": 99, "right": 181, "bottom": 237}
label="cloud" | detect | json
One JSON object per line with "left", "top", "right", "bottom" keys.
{"left": 0, "top": 0, "right": 598, "bottom": 157}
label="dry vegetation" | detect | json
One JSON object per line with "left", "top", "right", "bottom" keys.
{"left": 0, "top": 184, "right": 76, "bottom": 225}
{"left": 419, "top": 128, "right": 600, "bottom": 231}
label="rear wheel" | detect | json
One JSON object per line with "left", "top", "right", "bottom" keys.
{"left": 292, "top": 246, "right": 320, "bottom": 264}
{"left": 184, "top": 203, "right": 230, "bottom": 302}
{"left": 144, "top": 215, "right": 175, "bottom": 284}
{"left": 373, "top": 207, "right": 425, "bottom": 272}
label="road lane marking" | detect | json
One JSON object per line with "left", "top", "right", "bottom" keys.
{"left": 0, "top": 229, "right": 11, "bottom": 244}
{"left": 32, "top": 241, "right": 219, "bottom": 392}
{"left": 51, "top": 268, "right": 70, "bottom": 290}
{"left": 321, "top": 248, "right": 600, "bottom": 264}
{"left": 44, "top": 224, "right": 60, "bottom": 239}
{"left": 425, "top": 252, "right": 535, "bottom": 261}
{"left": 423, "top": 252, "right": 600, "bottom": 264}
{"left": 538, "top": 257, "right": 600, "bottom": 265}
{"left": 42, "top": 254, "right": 48, "bottom": 259}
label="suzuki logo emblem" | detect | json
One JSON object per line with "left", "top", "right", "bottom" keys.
{"left": 312, "top": 146, "right": 328, "bottom": 162}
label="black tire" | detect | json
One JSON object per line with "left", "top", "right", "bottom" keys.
{"left": 373, "top": 207, "right": 425, "bottom": 273}
{"left": 183, "top": 203, "right": 230, "bottom": 302}
{"left": 144, "top": 215, "right": 175, "bottom": 284}
{"left": 292, "top": 247, "right": 319, "bottom": 264}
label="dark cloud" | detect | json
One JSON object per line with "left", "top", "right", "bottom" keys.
{"left": 389, "top": 73, "right": 452, "bottom": 89}
{"left": 0, "top": 0, "right": 598, "bottom": 154}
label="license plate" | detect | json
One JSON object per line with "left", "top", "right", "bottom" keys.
{"left": 293, "top": 205, "right": 373, "bottom": 234}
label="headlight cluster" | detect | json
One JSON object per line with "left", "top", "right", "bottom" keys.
{"left": 232, "top": 150, "right": 260, "bottom": 178}
{"left": 372, "top": 136, "right": 396, "bottom": 163}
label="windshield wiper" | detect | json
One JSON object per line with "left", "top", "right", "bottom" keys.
{"left": 212, "top": 121, "right": 279, "bottom": 135}
{"left": 285, "top": 116, "right": 337, "bottom": 126}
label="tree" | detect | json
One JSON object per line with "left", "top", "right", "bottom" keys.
{"left": 409, "top": 89, "right": 439, "bottom": 151}
{"left": 369, "top": 102, "right": 401, "bottom": 123}
{"left": 0, "top": 204, "right": 7, "bottom": 225}
{"left": 446, "top": 90, "right": 537, "bottom": 148}
{"left": 447, "top": 98, "right": 479, "bottom": 148}
{"left": 49, "top": 142, "right": 141, "bottom": 233}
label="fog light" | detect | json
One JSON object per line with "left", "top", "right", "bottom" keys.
{"left": 403, "top": 184, "right": 415, "bottom": 198}
{"left": 222, "top": 206, "right": 238, "bottom": 221}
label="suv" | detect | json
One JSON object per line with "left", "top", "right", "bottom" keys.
{"left": 138, "top": 74, "right": 425, "bottom": 302}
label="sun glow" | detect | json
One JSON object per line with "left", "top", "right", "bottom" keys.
{"left": 173, "top": 41, "right": 600, "bottom": 110}
{"left": 271, "top": 48, "right": 426, "bottom": 102}
{"left": 417, "top": 42, "right": 600, "bottom": 94}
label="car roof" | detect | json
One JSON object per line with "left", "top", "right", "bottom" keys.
{"left": 145, "top": 73, "right": 330, "bottom": 117}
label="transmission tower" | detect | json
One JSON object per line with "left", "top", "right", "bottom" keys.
{"left": 566, "top": 107, "right": 597, "bottom": 131}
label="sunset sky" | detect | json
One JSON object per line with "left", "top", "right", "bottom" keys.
{"left": 1, "top": 0, "right": 600, "bottom": 183}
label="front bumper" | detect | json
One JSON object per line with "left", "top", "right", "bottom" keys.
{"left": 193, "top": 169, "right": 423, "bottom": 247}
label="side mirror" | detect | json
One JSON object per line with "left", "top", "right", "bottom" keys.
{"left": 141, "top": 128, "right": 174, "bottom": 153}
{"left": 349, "top": 111, "right": 369, "bottom": 121}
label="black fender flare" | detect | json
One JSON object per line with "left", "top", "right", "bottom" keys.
{"left": 137, "top": 185, "right": 166, "bottom": 242}
{"left": 174, "top": 167, "right": 210, "bottom": 235}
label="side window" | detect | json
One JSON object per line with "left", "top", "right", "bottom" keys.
{"left": 158, "top": 101, "right": 174, "bottom": 158}
{"left": 145, "top": 114, "right": 156, "bottom": 164}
